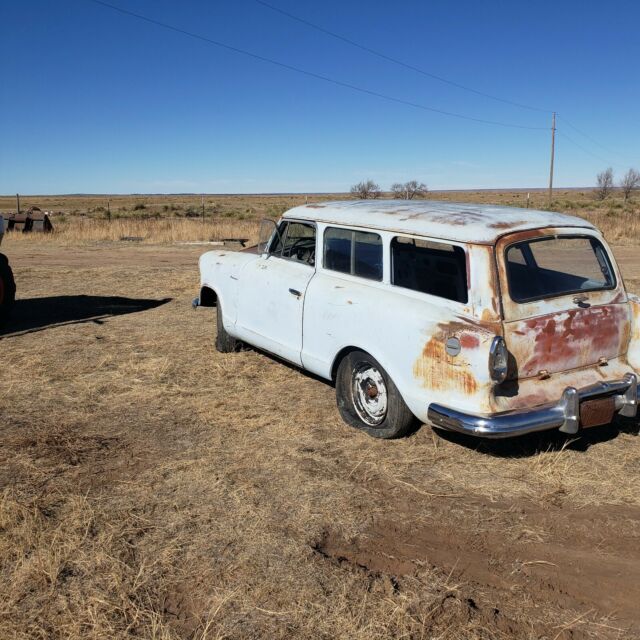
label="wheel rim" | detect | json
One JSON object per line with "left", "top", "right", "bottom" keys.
{"left": 352, "top": 362, "right": 388, "bottom": 426}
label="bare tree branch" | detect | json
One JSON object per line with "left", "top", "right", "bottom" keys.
{"left": 620, "top": 168, "right": 640, "bottom": 202}
{"left": 350, "top": 180, "right": 381, "bottom": 199}
{"left": 595, "top": 168, "right": 614, "bottom": 200}
{"left": 390, "top": 180, "right": 428, "bottom": 199}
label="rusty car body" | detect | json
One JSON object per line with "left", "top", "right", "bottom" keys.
{"left": 195, "top": 200, "right": 640, "bottom": 439}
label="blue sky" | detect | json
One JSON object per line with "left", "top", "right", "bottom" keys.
{"left": 1, "top": 0, "right": 639, "bottom": 194}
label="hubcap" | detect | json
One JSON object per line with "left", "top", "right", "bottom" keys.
{"left": 352, "top": 362, "right": 388, "bottom": 426}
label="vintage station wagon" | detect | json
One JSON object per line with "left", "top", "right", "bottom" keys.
{"left": 195, "top": 201, "right": 640, "bottom": 439}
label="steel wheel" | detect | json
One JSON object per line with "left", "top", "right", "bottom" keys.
{"left": 336, "top": 350, "right": 416, "bottom": 439}
{"left": 351, "top": 361, "right": 388, "bottom": 426}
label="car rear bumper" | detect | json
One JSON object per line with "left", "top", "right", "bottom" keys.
{"left": 427, "top": 373, "right": 638, "bottom": 439}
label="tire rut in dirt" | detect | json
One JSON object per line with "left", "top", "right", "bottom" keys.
{"left": 313, "top": 491, "right": 640, "bottom": 637}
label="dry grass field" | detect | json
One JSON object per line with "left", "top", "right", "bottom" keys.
{"left": 1, "top": 189, "right": 639, "bottom": 247}
{"left": 1, "top": 192, "right": 640, "bottom": 639}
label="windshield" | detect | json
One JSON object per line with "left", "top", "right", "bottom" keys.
{"left": 505, "top": 235, "right": 615, "bottom": 302}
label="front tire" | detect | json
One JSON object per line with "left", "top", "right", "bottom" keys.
{"left": 215, "top": 301, "right": 239, "bottom": 353}
{"left": 336, "top": 350, "right": 416, "bottom": 439}
{"left": 0, "top": 255, "right": 16, "bottom": 324}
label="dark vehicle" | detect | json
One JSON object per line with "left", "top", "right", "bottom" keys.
{"left": 0, "top": 216, "right": 16, "bottom": 322}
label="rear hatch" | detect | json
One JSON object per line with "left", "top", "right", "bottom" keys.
{"left": 496, "top": 229, "right": 631, "bottom": 379}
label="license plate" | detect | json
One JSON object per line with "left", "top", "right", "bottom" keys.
{"left": 580, "top": 397, "right": 616, "bottom": 428}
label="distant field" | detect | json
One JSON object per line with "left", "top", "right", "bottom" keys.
{"left": 1, "top": 189, "right": 639, "bottom": 246}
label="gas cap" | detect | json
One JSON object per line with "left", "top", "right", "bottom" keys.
{"left": 445, "top": 337, "right": 461, "bottom": 357}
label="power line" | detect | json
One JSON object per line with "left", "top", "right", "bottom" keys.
{"left": 86, "top": 0, "right": 547, "bottom": 131}
{"left": 253, "top": 0, "right": 551, "bottom": 114}
{"left": 558, "top": 115, "right": 630, "bottom": 162}
{"left": 255, "top": 1, "right": 636, "bottom": 167}
{"left": 557, "top": 131, "right": 621, "bottom": 168}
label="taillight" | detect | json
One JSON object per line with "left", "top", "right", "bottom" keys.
{"left": 489, "top": 336, "right": 508, "bottom": 383}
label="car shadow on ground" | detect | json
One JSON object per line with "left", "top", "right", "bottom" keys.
{"left": 434, "top": 417, "right": 640, "bottom": 457}
{"left": 0, "top": 295, "right": 172, "bottom": 338}
{"left": 214, "top": 332, "right": 640, "bottom": 454}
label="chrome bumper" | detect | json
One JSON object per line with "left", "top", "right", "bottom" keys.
{"left": 427, "top": 373, "right": 639, "bottom": 439}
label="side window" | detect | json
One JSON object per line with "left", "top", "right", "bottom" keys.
{"left": 391, "top": 236, "right": 468, "bottom": 303}
{"left": 269, "top": 221, "right": 316, "bottom": 267}
{"left": 324, "top": 227, "right": 382, "bottom": 281}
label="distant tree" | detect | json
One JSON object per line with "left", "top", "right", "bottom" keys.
{"left": 620, "top": 168, "right": 640, "bottom": 202}
{"left": 390, "top": 183, "right": 405, "bottom": 198}
{"left": 595, "top": 167, "right": 614, "bottom": 200}
{"left": 391, "top": 180, "right": 428, "bottom": 199}
{"left": 351, "top": 180, "right": 381, "bottom": 199}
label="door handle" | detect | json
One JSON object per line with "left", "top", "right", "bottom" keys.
{"left": 572, "top": 294, "right": 590, "bottom": 308}
{"left": 289, "top": 288, "right": 302, "bottom": 298}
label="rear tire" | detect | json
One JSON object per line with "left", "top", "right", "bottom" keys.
{"left": 0, "top": 254, "right": 16, "bottom": 324}
{"left": 336, "top": 350, "right": 416, "bottom": 439}
{"left": 215, "top": 301, "right": 239, "bottom": 353}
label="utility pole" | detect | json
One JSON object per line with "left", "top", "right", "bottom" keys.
{"left": 107, "top": 199, "right": 111, "bottom": 223}
{"left": 548, "top": 112, "right": 556, "bottom": 205}
{"left": 201, "top": 195, "right": 205, "bottom": 223}
{"left": 16, "top": 193, "right": 20, "bottom": 214}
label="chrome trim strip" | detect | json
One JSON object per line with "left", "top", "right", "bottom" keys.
{"left": 427, "top": 373, "right": 638, "bottom": 439}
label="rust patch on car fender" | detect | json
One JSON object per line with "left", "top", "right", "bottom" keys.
{"left": 305, "top": 204, "right": 325, "bottom": 209}
{"left": 459, "top": 333, "right": 479, "bottom": 349}
{"left": 413, "top": 321, "right": 490, "bottom": 395}
{"left": 414, "top": 337, "right": 478, "bottom": 395}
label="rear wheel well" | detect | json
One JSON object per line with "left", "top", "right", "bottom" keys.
{"left": 331, "top": 346, "right": 364, "bottom": 381}
{"left": 200, "top": 286, "right": 217, "bottom": 307}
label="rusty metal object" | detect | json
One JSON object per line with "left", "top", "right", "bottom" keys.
{"left": 580, "top": 396, "right": 616, "bottom": 428}
{"left": 6, "top": 207, "right": 54, "bottom": 233}
{"left": 429, "top": 374, "right": 637, "bottom": 438}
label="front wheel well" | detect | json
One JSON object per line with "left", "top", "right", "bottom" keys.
{"left": 200, "top": 286, "right": 218, "bottom": 307}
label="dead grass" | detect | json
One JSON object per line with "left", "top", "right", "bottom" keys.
{"left": 2, "top": 190, "right": 639, "bottom": 247}
{"left": 4, "top": 218, "right": 261, "bottom": 247}
{"left": 1, "top": 232, "right": 640, "bottom": 638}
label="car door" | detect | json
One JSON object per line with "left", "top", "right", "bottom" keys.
{"left": 234, "top": 220, "right": 316, "bottom": 365}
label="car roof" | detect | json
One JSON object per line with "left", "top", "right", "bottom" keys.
{"left": 283, "top": 200, "right": 596, "bottom": 245}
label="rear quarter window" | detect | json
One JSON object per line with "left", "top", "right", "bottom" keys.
{"left": 391, "top": 236, "right": 468, "bottom": 303}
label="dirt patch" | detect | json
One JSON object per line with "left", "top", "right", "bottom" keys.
{"left": 314, "top": 489, "right": 640, "bottom": 637}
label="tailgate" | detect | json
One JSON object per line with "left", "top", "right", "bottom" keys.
{"left": 496, "top": 228, "right": 631, "bottom": 380}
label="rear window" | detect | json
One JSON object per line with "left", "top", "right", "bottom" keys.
{"left": 505, "top": 236, "right": 615, "bottom": 302}
{"left": 391, "top": 236, "right": 468, "bottom": 303}
{"left": 324, "top": 227, "right": 382, "bottom": 281}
